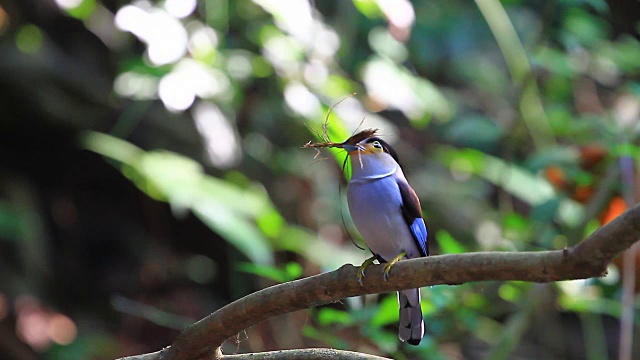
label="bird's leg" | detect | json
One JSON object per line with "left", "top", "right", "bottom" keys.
{"left": 383, "top": 252, "right": 406, "bottom": 281}
{"left": 357, "top": 256, "right": 377, "bottom": 286}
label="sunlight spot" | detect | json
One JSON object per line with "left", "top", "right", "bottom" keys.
{"left": 255, "top": 0, "right": 340, "bottom": 61}
{"left": 192, "top": 102, "right": 241, "bottom": 168}
{"left": 15, "top": 296, "right": 50, "bottom": 350}
{"left": 188, "top": 25, "right": 218, "bottom": 58}
{"left": 368, "top": 26, "right": 407, "bottom": 62}
{"left": 254, "top": 0, "right": 314, "bottom": 46}
{"left": 475, "top": 220, "right": 514, "bottom": 251}
{"left": 377, "top": 0, "right": 414, "bottom": 41}
{"left": 15, "top": 24, "right": 43, "bottom": 54}
{"left": 243, "top": 132, "right": 273, "bottom": 162}
{"left": 450, "top": 157, "right": 473, "bottom": 182}
{"left": 362, "top": 58, "right": 436, "bottom": 120}
{"left": 158, "top": 59, "right": 230, "bottom": 112}
{"left": 54, "top": 0, "right": 83, "bottom": 10}
{"left": 312, "top": 27, "right": 340, "bottom": 59}
{"left": 186, "top": 254, "right": 218, "bottom": 284}
{"left": 227, "top": 52, "right": 253, "bottom": 80}
{"left": 333, "top": 97, "right": 395, "bottom": 137}
{"left": 179, "top": 59, "right": 229, "bottom": 98}
{"left": 48, "top": 314, "right": 77, "bottom": 345}
{"left": 601, "top": 264, "right": 619, "bottom": 285}
{"left": 114, "top": 71, "right": 159, "bottom": 99}
{"left": 363, "top": 59, "right": 412, "bottom": 112}
{"left": 145, "top": 12, "right": 188, "bottom": 65}
{"left": 558, "top": 279, "right": 600, "bottom": 299}
{"left": 377, "top": 0, "right": 414, "bottom": 29}
{"left": 115, "top": 5, "right": 187, "bottom": 65}
{"left": 263, "top": 34, "right": 302, "bottom": 77}
{"left": 164, "top": 0, "right": 196, "bottom": 19}
{"left": 114, "top": 5, "right": 147, "bottom": 34}
{"left": 303, "top": 60, "right": 328, "bottom": 86}
{"left": 284, "top": 82, "right": 321, "bottom": 118}
{"left": 159, "top": 72, "right": 195, "bottom": 112}
{"left": 615, "top": 94, "right": 640, "bottom": 129}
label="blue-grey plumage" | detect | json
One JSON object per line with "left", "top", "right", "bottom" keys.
{"left": 344, "top": 136, "right": 428, "bottom": 345}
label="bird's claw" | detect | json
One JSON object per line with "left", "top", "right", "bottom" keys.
{"left": 382, "top": 251, "right": 406, "bottom": 282}
{"left": 383, "top": 263, "right": 393, "bottom": 281}
{"left": 356, "top": 256, "right": 376, "bottom": 286}
{"left": 357, "top": 269, "right": 366, "bottom": 286}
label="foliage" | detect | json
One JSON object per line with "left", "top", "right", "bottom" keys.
{"left": 0, "top": 0, "right": 639, "bottom": 359}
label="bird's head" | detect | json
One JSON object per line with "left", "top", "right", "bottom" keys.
{"left": 342, "top": 130, "right": 400, "bottom": 162}
{"left": 341, "top": 130, "right": 402, "bottom": 178}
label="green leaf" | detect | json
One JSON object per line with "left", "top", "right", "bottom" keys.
{"left": 563, "top": 8, "right": 610, "bottom": 47}
{"left": 15, "top": 24, "right": 44, "bottom": 54}
{"left": 531, "top": 198, "right": 560, "bottom": 222}
{"left": 236, "top": 263, "right": 286, "bottom": 282}
{"left": 302, "top": 325, "right": 350, "bottom": 349}
{"left": 81, "top": 133, "right": 276, "bottom": 265}
{"left": 352, "top": 0, "right": 383, "bottom": 18}
{"left": 236, "top": 261, "right": 302, "bottom": 282}
{"left": 524, "top": 146, "right": 579, "bottom": 172}
{"left": 533, "top": 47, "right": 575, "bottom": 77}
{"left": 435, "top": 147, "right": 584, "bottom": 226}
{"left": 502, "top": 212, "right": 532, "bottom": 241}
{"left": 66, "top": 0, "right": 97, "bottom": 20}
{"left": 284, "top": 262, "right": 303, "bottom": 280}
{"left": 436, "top": 230, "right": 467, "bottom": 254}
{"left": 257, "top": 209, "right": 285, "bottom": 238}
{"left": 193, "top": 202, "right": 273, "bottom": 265}
{"left": 317, "top": 308, "right": 354, "bottom": 326}
{"left": 370, "top": 294, "right": 399, "bottom": 327}
{"left": 0, "top": 201, "right": 22, "bottom": 239}
{"left": 368, "top": 26, "right": 408, "bottom": 63}
{"left": 79, "top": 131, "right": 142, "bottom": 164}
{"left": 498, "top": 282, "right": 529, "bottom": 303}
{"left": 443, "top": 116, "right": 504, "bottom": 151}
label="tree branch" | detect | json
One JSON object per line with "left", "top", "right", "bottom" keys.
{"left": 118, "top": 204, "right": 640, "bottom": 360}
{"left": 222, "top": 348, "right": 390, "bottom": 360}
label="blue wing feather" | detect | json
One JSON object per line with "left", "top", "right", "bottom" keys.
{"left": 410, "top": 218, "right": 428, "bottom": 256}
{"left": 397, "top": 181, "right": 429, "bottom": 257}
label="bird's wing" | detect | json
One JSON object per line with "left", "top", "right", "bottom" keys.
{"left": 397, "top": 180, "right": 428, "bottom": 257}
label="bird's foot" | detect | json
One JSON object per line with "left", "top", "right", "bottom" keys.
{"left": 357, "top": 256, "right": 377, "bottom": 286}
{"left": 383, "top": 252, "right": 406, "bottom": 281}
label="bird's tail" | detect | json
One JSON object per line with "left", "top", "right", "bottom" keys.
{"left": 398, "top": 288, "right": 424, "bottom": 345}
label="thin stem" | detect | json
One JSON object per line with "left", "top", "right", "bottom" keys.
{"left": 486, "top": 285, "right": 544, "bottom": 360}
{"left": 618, "top": 155, "right": 637, "bottom": 360}
{"left": 580, "top": 312, "right": 608, "bottom": 360}
{"left": 474, "top": 0, "right": 555, "bottom": 149}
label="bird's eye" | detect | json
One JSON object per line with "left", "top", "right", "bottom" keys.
{"left": 372, "top": 141, "right": 382, "bottom": 149}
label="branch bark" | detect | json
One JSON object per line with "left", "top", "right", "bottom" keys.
{"left": 118, "top": 204, "right": 640, "bottom": 360}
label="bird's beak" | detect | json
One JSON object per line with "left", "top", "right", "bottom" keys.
{"left": 342, "top": 144, "right": 359, "bottom": 153}
{"left": 342, "top": 143, "right": 367, "bottom": 154}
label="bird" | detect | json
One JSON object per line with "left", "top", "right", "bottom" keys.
{"left": 342, "top": 132, "right": 428, "bottom": 346}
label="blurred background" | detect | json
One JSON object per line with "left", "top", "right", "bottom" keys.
{"left": 0, "top": 0, "right": 639, "bottom": 359}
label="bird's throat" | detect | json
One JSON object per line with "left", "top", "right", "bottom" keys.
{"left": 350, "top": 166, "right": 397, "bottom": 182}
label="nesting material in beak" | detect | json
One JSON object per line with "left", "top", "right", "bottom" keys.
{"left": 303, "top": 128, "right": 379, "bottom": 151}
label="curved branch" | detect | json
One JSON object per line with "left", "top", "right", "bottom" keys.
{"left": 222, "top": 348, "right": 390, "bottom": 360}
{"left": 120, "top": 204, "right": 640, "bottom": 360}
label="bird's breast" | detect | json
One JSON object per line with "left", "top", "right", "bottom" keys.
{"left": 347, "top": 177, "right": 418, "bottom": 261}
